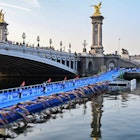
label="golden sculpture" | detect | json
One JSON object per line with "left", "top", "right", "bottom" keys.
{"left": 0, "top": 9, "right": 5, "bottom": 23}
{"left": 92, "top": 2, "right": 102, "bottom": 16}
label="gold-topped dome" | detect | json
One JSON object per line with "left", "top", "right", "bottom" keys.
{"left": 0, "top": 10, "right": 5, "bottom": 23}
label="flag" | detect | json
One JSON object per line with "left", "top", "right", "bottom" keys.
{"left": 20, "top": 81, "right": 25, "bottom": 87}
{"left": 64, "top": 76, "right": 67, "bottom": 80}
{"left": 47, "top": 78, "right": 51, "bottom": 83}
{"left": 75, "top": 75, "right": 79, "bottom": 79}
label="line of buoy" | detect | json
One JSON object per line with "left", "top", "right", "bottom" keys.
{"left": 0, "top": 82, "right": 108, "bottom": 126}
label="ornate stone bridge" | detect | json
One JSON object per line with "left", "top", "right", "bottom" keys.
{"left": 129, "top": 55, "right": 140, "bottom": 64}
{"left": 79, "top": 54, "right": 140, "bottom": 77}
{"left": 0, "top": 42, "right": 140, "bottom": 77}
{"left": 0, "top": 7, "right": 140, "bottom": 78}
{"left": 0, "top": 42, "right": 80, "bottom": 77}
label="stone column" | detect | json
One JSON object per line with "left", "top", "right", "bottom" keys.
{"left": 0, "top": 29, "right": 2, "bottom": 40}
{"left": 69, "top": 60, "right": 71, "bottom": 68}
{"left": 75, "top": 61, "right": 78, "bottom": 71}
{"left": 98, "top": 23, "right": 100, "bottom": 47}
{"left": 90, "top": 16, "right": 104, "bottom": 56}
{"left": 65, "top": 59, "right": 67, "bottom": 66}
{"left": 0, "top": 22, "right": 8, "bottom": 42}
{"left": 60, "top": 58, "right": 62, "bottom": 64}
{"left": 73, "top": 60, "right": 75, "bottom": 70}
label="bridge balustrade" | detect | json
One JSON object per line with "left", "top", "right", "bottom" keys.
{"left": 0, "top": 42, "right": 80, "bottom": 72}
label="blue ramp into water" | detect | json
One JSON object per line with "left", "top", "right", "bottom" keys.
{"left": 0, "top": 68, "right": 127, "bottom": 109}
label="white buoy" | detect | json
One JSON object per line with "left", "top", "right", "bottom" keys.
{"left": 130, "top": 79, "right": 136, "bottom": 91}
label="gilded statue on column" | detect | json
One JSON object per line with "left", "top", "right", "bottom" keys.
{"left": 0, "top": 10, "right": 5, "bottom": 23}
{"left": 92, "top": 2, "right": 102, "bottom": 16}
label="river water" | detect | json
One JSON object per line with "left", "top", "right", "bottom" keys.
{"left": 1, "top": 81, "right": 140, "bottom": 140}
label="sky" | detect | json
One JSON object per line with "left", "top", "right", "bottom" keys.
{"left": 0, "top": 0, "right": 140, "bottom": 55}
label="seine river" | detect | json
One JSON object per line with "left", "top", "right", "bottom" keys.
{"left": 0, "top": 79, "right": 140, "bottom": 140}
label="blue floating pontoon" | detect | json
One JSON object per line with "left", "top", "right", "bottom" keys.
{"left": 0, "top": 68, "right": 133, "bottom": 126}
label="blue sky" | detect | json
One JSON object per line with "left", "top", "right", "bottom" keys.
{"left": 0, "top": 0, "right": 140, "bottom": 55}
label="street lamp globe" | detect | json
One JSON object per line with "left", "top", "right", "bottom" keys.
{"left": 4, "top": 29, "right": 9, "bottom": 41}
{"left": 22, "top": 32, "right": 26, "bottom": 45}
{"left": 37, "top": 35, "right": 40, "bottom": 47}
{"left": 69, "top": 43, "right": 71, "bottom": 53}
{"left": 49, "top": 38, "right": 52, "bottom": 48}
{"left": 60, "top": 41, "right": 62, "bottom": 51}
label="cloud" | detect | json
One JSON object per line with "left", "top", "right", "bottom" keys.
{"left": 22, "top": 0, "right": 40, "bottom": 8}
{"left": 0, "top": 2, "right": 31, "bottom": 11}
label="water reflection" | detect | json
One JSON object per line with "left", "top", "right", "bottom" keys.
{"left": 83, "top": 103, "right": 87, "bottom": 115}
{"left": 0, "top": 124, "right": 35, "bottom": 139}
{"left": 1, "top": 91, "right": 137, "bottom": 140}
{"left": 0, "top": 128, "right": 11, "bottom": 139}
{"left": 0, "top": 97, "right": 89, "bottom": 139}
{"left": 90, "top": 94, "right": 103, "bottom": 140}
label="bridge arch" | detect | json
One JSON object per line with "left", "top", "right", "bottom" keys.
{"left": 0, "top": 48, "right": 77, "bottom": 76}
{"left": 107, "top": 59, "right": 117, "bottom": 70}
{"left": 88, "top": 61, "right": 93, "bottom": 73}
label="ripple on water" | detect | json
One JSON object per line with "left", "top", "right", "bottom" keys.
{"left": 4, "top": 89, "right": 140, "bottom": 140}
{"left": 102, "top": 92, "right": 140, "bottom": 140}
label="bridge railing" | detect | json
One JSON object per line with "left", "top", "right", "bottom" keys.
{"left": 121, "top": 57, "right": 140, "bottom": 68}
{"left": 0, "top": 42, "right": 81, "bottom": 71}
{"left": 0, "top": 42, "right": 78, "bottom": 58}
{"left": 0, "top": 75, "right": 100, "bottom": 105}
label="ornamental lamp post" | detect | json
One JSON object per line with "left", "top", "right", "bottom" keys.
{"left": 69, "top": 43, "right": 71, "bottom": 53}
{"left": 4, "top": 29, "right": 9, "bottom": 42}
{"left": 37, "top": 35, "right": 40, "bottom": 47}
{"left": 82, "top": 40, "right": 87, "bottom": 53}
{"left": 49, "top": 38, "right": 52, "bottom": 48}
{"left": 63, "top": 46, "right": 65, "bottom": 52}
{"left": 22, "top": 32, "right": 26, "bottom": 45}
{"left": 82, "top": 40, "right": 87, "bottom": 48}
{"left": 118, "top": 38, "right": 120, "bottom": 55}
{"left": 60, "top": 41, "right": 62, "bottom": 51}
